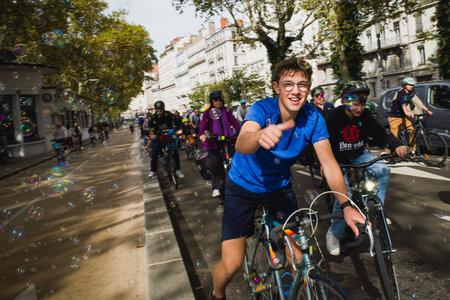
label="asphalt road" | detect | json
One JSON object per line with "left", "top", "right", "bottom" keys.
{"left": 159, "top": 147, "right": 450, "bottom": 299}
{"left": 0, "top": 129, "right": 148, "bottom": 300}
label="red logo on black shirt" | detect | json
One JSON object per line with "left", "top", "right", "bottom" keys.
{"left": 342, "top": 125, "right": 360, "bottom": 143}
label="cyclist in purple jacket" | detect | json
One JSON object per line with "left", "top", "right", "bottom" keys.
{"left": 199, "top": 91, "right": 241, "bottom": 198}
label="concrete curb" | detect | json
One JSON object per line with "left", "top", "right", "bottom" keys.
{"left": 141, "top": 154, "right": 195, "bottom": 300}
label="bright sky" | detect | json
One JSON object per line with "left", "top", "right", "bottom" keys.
{"left": 104, "top": 0, "right": 219, "bottom": 56}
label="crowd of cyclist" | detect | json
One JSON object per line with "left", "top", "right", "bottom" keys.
{"left": 136, "top": 56, "right": 434, "bottom": 300}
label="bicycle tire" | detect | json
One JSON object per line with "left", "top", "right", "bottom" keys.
{"left": 244, "top": 225, "right": 275, "bottom": 299}
{"left": 309, "top": 163, "right": 325, "bottom": 188}
{"left": 416, "top": 131, "right": 447, "bottom": 167}
{"left": 368, "top": 201, "right": 400, "bottom": 300}
{"left": 170, "top": 152, "right": 178, "bottom": 189}
{"left": 292, "top": 271, "right": 351, "bottom": 300}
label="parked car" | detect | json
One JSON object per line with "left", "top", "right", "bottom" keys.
{"left": 376, "top": 80, "right": 450, "bottom": 144}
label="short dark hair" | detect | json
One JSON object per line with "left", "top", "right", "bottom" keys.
{"left": 274, "top": 57, "right": 313, "bottom": 82}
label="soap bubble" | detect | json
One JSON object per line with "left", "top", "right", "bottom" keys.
{"left": 210, "top": 108, "right": 221, "bottom": 120}
{"left": 11, "top": 72, "right": 19, "bottom": 79}
{"left": 102, "top": 90, "right": 118, "bottom": 104}
{"left": 34, "top": 8, "right": 44, "bottom": 16}
{"left": 266, "top": 119, "right": 274, "bottom": 126}
{"left": 63, "top": 89, "right": 76, "bottom": 103}
{"left": 14, "top": 44, "right": 27, "bottom": 57}
{"left": 81, "top": 186, "right": 96, "bottom": 203}
{"left": 10, "top": 225, "right": 25, "bottom": 241}
{"left": 274, "top": 157, "right": 281, "bottom": 165}
{"left": 82, "top": 47, "right": 91, "bottom": 55}
{"left": 27, "top": 206, "right": 45, "bottom": 220}
{"left": 21, "top": 120, "right": 36, "bottom": 137}
{"left": 304, "top": 189, "right": 319, "bottom": 205}
{"left": 16, "top": 266, "right": 26, "bottom": 278}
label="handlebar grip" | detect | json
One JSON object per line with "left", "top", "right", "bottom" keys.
{"left": 341, "top": 223, "right": 368, "bottom": 252}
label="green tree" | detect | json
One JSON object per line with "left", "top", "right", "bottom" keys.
{"left": 0, "top": 0, "right": 158, "bottom": 116}
{"left": 434, "top": 0, "right": 450, "bottom": 79}
{"left": 222, "top": 70, "right": 267, "bottom": 104}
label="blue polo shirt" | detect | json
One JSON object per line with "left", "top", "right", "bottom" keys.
{"left": 228, "top": 97, "right": 329, "bottom": 193}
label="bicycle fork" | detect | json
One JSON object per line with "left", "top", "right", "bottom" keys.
{"left": 366, "top": 199, "right": 396, "bottom": 255}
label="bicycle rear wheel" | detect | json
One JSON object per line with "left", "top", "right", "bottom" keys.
{"left": 244, "top": 224, "right": 275, "bottom": 299}
{"left": 416, "top": 132, "right": 447, "bottom": 167}
{"left": 368, "top": 201, "right": 400, "bottom": 300}
{"left": 292, "top": 271, "right": 350, "bottom": 300}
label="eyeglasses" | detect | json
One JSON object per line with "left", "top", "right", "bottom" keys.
{"left": 314, "top": 93, "right": 324, "bottom": 98}
{"left": 212, "top": 98, "right": 224, "bottom": 102}
{"left": 279, "top": 81, "right": 310, "bottom": 92}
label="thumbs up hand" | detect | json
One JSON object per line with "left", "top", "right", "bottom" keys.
{"left": 257, "top": 119, "right": 295, "bottom": 150}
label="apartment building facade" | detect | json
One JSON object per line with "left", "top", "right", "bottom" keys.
{"left": 139, "top": 2, "right": 441, "bottom": 113}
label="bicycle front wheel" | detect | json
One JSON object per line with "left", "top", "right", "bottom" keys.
{"left": 244, "top": 229, "right": 275, "bottom": 299}
{"left": 170, "top": 152, "right": 178, "bottom": 189}
{"left": 292, "top": 271, "right": 351, "bottom": 300}
{"left": 368, "top": 201, "right": 400, "bottom": 300}
{"left": 416, "top": 131, "right": 447, "bottom": 167}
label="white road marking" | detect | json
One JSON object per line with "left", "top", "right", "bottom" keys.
{"left": 434, "top": 214, "right": 450, "bottom": 222}
{"left": 390, "top": 166, "right": 450, "bottom": 181}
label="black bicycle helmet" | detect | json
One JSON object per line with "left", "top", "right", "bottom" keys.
{"left": 209, "top": 90, "right": 224, "bottom": 103}
{"left": 154, "top": 100, "right": 165, "bottom": 110}
{"left": 341, "top": 81, "right": 370, "bottom": 96}
{"left": 311, "top": 86, "right": 324, "bottom": 97}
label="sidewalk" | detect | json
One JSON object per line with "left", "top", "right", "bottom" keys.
{"left": 0, "top": 152, "right": 55, "bottom": 180}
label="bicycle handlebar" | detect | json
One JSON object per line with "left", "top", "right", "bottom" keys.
{"left": 204, "top": 132, "right": 238, "bottom": 141}
{"left": 339, "top": 153, "right": 398, "bottom": 169}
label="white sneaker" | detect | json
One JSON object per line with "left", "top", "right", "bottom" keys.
{"left": 175, "top": 170, "right": 184, "bottom": 178}
{"left": 212, "top": 189, "right": 221, "bottom": 198}
{"left": 386, "top": 217, "right": 392, "bottom": 225}
{"left": 147, "top": 171, "right": 156, "bottom": 178}
{"left": 326, "top": 228, "right": 340, "bottom": 256}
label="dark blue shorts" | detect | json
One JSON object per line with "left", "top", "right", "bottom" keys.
{"left": 222, "top": 177, "right": 298, "bottom": 241}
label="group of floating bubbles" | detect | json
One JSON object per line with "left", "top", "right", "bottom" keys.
{"left": 342, "top": 93, "right": 360, "bottom": 110}
{"left": 10, "top": 225, "right": 25, "bottom": 241}
{"left": 41, "top": 29, "right": 71, "bottom": 48}
{"left": 102, "top": 90, "right": 118, "bottom": 105}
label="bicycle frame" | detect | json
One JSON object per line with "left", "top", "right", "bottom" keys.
{"left": 248, "top": 206, "right": 330, "bottom": 300}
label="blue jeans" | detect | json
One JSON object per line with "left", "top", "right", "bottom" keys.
{"left": 330, "top": 151, "right": 391, "bottom": 238}
{"left": 150, "top": 138, "right": 180, "bottom": 172}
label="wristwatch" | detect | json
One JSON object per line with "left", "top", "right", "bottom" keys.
{"left": 340, "top": 201, "right": 352, "bottom": 210}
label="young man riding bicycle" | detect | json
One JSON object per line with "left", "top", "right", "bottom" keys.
{"left": 324, "top": 81, "right": 408, "bottom": 256}
{"left": 209, "top": 57, "right": 365, "bottom": 300}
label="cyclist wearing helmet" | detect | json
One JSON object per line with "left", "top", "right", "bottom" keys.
{"left": 324, "top": 80, "right": 407, "bottom": 256}
{"left": 236, "top": 99, "right": 249, "bottom": 122}
{"left": 181, "top": 117, "right": 195, "bottom": 136}
{"left": 146, "top": 101, "right": 184, "bottom": 179}
{"left": 388, "top": 77, "right": 433, "bottom": 153}
{"left": 310, "top": 86, "right": 335, "bottom": 117}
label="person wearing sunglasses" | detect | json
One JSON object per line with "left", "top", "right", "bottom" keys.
{"left": 324, "top": 81, "right": 407, "bottom": 256}
{"left": 209, "top": 58, "right": 365, "bottom": 300}
{"left": 199, "top": 90, "right": 241, "bottom": 199}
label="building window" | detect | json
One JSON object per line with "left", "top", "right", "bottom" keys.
{"left": 234, "top": 56, "right": 238, "bottom": 65}
{"left": 418, "top": 45, "right": 426, "bottom": 65}
{"left": 366, "top": 31, "right": 372, "bottom": 44}
{"left": 393, "top": 21, "right": 400, "bottom": 39}
{"left": 398, "top": 52, "right": 404, "bottom": 68}
{"left": 415, "top": 14, "right": 423, "bottom": 33}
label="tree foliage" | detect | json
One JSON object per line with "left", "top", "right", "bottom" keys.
{"left": 434, "top": 0, "right": 450, "bottom": 79}
{"left": 0, "top": 0, "right": 158, "bottom": 117}
{"left": 188, "top": 69, "right": 267, "bottom": 109}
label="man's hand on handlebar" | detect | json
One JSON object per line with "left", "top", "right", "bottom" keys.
{"left": 343, "top": 205, "right": 366, "bottom": 237}
{"left": 199, "top": 134, "right": 206, "bottom": 142}
{"left": 395, "top": 145, "right": 408, "bottom": 157}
